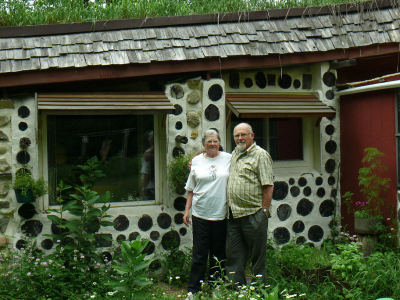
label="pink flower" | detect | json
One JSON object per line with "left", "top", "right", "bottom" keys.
{"left": 356, "top": 202, "right": 361, "bottom": 206}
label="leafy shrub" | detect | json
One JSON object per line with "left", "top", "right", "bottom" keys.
{"left": 167, "top": 153, "right": 193, "bottom": 194}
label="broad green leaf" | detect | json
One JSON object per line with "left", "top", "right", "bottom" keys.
{"left": 112, "top": 265, "right": 131, "bottom": 274}
{"left": 87, "top": 209, "right": 102, "bottom": 217}
{"left": 100, "top": 221, "right": 113, "bottom": 227}
{"left": 47, "top": 215, "right": 62, "bottom": 224}
{"left": 62, "top": 200, "right": 77, "bottom": 211}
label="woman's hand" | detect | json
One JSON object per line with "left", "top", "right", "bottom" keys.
{"left": 183, "top": 210, "right": 191, "bottom": 227}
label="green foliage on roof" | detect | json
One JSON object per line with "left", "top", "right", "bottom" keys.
{"left": 0, "top": 0, "right": 371, "bottom": 27}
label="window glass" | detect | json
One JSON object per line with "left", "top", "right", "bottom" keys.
{"left": 269, "top": 118, "right": 303, "bottom": 160}
{"left": 47, "top": 115, "right": 154, "bottom": 205}
{"left": 231, "top": 116, "right": 303, "bottom": 161}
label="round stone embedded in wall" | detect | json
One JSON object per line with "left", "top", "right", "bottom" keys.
{"left": 51, "top": 219, "right": 68, "bottom": 235}
{"left": 208, "top": 84, "right": 223, "bottom": 101}
{"left": 172, "top": 147, "right": 185, "bottom": 158}
{"left": 143, "top": 241, "right": 155, "bottom": 255}
{"left": 273, "top": 227, "right": 290, "bottom": 245}
{"left": 161, "top": 230, "right": 181, "bottom": 250}
{"left": 315, "top": 177, "right": 323, "bottom": 186}
{"left": 325, "top": 159, "right": 336, "bottom": 173}
{"left": 205, "top": 104, "right": 220, "bottom": 121}
{"left": 129, "top": 232, "right": 140, "bottom": 241}
{"left": 277, "top": 204, "right": 292, "bottom": 221}
{"left": 190, "top": 129, "right": 198, "bottom": 139}
{"left": 308, "top": 225, "right": 324, "bottom": 242}
{"left": 157, "top": 213, "right": 172, "bottom": 229}
{"left": 173, "top": 104, "right": 183, "bottom": 116}
{"left": 187, "top": 111, "right": 200, "bottom": 128}
{"left": 16, "top": 239, "right": 27, "bottom": 249}
{"left": 116, "top": 234, "right": 126, "bottom": 242}
{"left": 317, "top": 187, "right": 326, "bottom": 198}
{"left": 278, "top": 74, "right": 292, "bottom": 89}
{"left": 113, "top": 215, "right": 129, "bottom": 231}
{"left": 150, "top": 231, "right": 160, "bottom": 241}
{"left": 296, "top": 236, "right": 306, "bottom": 244}
{"left": 174, "top": 197, "right": 186, "bottom": 211}
{"left": 289, "top": 178, "right": 295, "bottom": 185}
{"left": 175, "top": 121, "right": 183, "bottom": 130}
{"left": 0, "top": 144, "right": 7, "bottom": 155}
{"left": 298, "top": 177, "right": 307, "bottom": 187}
{"left": 325, "top": 140, "right": 337, "bottom": 154}
{"left": 323, "top": 72, "right": 336, "bottom": 87}
{"left": 21, "top": 220, "right": 43, "bottom": 237}
{"left": 149, "top": 260, "right": 162, "bottom": 271}
{"left": 18, "top": 106, "right": 30, "bottom": 118}
{"left": 325, "top": 125, "right": 335, "bottom": 135}
{"left": 41, "top": 239, "right": 53, "bottom": 250}
{"left": 326, "top": 90, "right": 334, "bottom": 100}
{"left": 303, "top": 186, "right": 311, "bottom": 197}
{"left": 319, "top": 200, "right": 335, "bottom": 217}
{"left": 272, "top": 181, "right": 288, "bottom": 200}
{"left": 293, "top": 220, "right": 305, "bottom": 233}
{"left": 19, "top": 122, "right": 28, "bottom": 131}
{"left": 187, "top": 91, "right": 201, "bottom": 104}
{"left": 171, "top": 84, "right": 184, "bottom": 99}
{"left": 255, "top": 72, "right": 267, "bottom": 88}
{"left": 138, "top": 215, "right": 153, "bottom": 232}
{"left": 229, "top": 72, "right": 240, "bottom": 89}
{"left": 175, "top": 135, "right": 188, "bottom": 144}
{"left": 293, "top": 79, "right": 301, "bottom": 89}
{"left": 102, "top": 252, "right": 112, "bottom": 263}
{"left": 244, "top": 78, "right": 253, "bottom": 88}
{"left": 328, "top": 176, "right": 335, "bottom": 185}
{"left": 175, "top": 213, "right": 183, "bottom": 225}
{"left": 297, "top": 198, "right": 314, "bottom": 216}
{"left": 20, "top": 137, "right": 31, "bottom": 149}
{"left": 290, "top": 186, "right": 300, "bottom": 197}
{"left": 18, "top": 203, "right": 36, "bottom": 219}
{"left": 17, "top": 151, "right": 30, "bottom": 164}
{"left": 179, "top": 227, "right": 187, "bottom": 236}
{"left": 331, "top": 189, "right": 337, "bottom": 198}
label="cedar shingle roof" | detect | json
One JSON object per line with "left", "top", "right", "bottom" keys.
{"left": 0, "top": 6, "right": 399, "bottom": 74}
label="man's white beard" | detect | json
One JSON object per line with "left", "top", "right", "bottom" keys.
{"left": 236, "top": 142, "right": 246, "bottom": 152}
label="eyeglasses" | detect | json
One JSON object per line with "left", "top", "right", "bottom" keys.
{"left": 234, "top": 133, "right": 250, "bottom": 139}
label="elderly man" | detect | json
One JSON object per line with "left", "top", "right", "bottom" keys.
{"left": 226, "top": 122, "right": 274, "bottom": 286}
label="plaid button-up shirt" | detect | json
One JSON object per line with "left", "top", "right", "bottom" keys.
{"left": 227, "top": 143, "right": 274, "bottom": 218}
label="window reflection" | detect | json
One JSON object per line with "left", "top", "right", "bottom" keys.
{"left": 47, "top": 115, "right": 154, "bottom": 205}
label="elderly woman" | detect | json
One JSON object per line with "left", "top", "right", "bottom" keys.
{"left": 183, "top": 129, "right": 231, "bottom": 294}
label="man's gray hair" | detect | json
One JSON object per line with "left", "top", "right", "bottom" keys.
{"left": 202, "top": 129, "right": 221, "bottom": 146}
{"left": 233, "top": 123, "right": 254, "bottom": 135}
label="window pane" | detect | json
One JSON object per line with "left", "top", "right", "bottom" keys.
{"left": 269, "top": 118, "right": 303, "bottom": 160}
{"left": 47, "top": 115, "right": 154, "bottom": 205}
{"left": 230, "top": 116, "right": 267, "bottom": 150}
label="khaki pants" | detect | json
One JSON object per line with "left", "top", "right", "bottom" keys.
{"left": 226, "top": 208, "right": 269, "bottom": 286}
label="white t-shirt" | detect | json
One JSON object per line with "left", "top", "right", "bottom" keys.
{"left": 185, "top": 152, "right": 231, "bottom": 221}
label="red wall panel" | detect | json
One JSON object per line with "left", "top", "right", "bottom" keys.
{"left": 340, "top": 89, "right": 397, "bottom": 233}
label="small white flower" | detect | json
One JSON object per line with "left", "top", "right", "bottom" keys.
{"left": 81, "top": 255, "right": 85, "bottom": 259}
{"left": 90, "top": 295, "right": 96, "bottom": 299}
{"left": 229, "top": 271, "right": 236, "bottom": 274}
{"left": 391, "top": 228, "right": 394, "bottom": 231}
{"left": 238, "top": 294, "right": 244, "bottom": 298}
{"left": 299, "top": 294, "right": 306, "bottom": 297}
{"left": 187, "top": 292, "right": 193, "bottom": 296}
{"left": 387, "top": 218, "right": 391, "bottom": 221}
{"left": 256, "top": 274, "right": 262, "bottom": 278}
{"left": 120, "top": 280, "right": 124, "bottom": 283}
{"left": 26, "top": 272, "right": 31, "bottom": 276}
{"left": 250, "top": 286, "right": 255, "bottom": 290}
{"left": 56, "top": 240, "right": 61, "bottom": 243}
{"left": 93, "top": 282, "right": 97, "bottom": 286}
{"left": 175, "top": 276, "right": 180, "bottom": 279}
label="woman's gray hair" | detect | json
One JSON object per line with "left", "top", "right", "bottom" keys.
{"left": 202, "top": 129, "right": 221, "bottom": 146}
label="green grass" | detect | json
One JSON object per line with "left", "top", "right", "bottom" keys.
{"left": 0, "top": 0, "right": 379, "bottom": 27}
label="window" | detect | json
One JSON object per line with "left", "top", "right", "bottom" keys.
{"left": 45, "top": 115, "right": 159, "bottom": 205}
